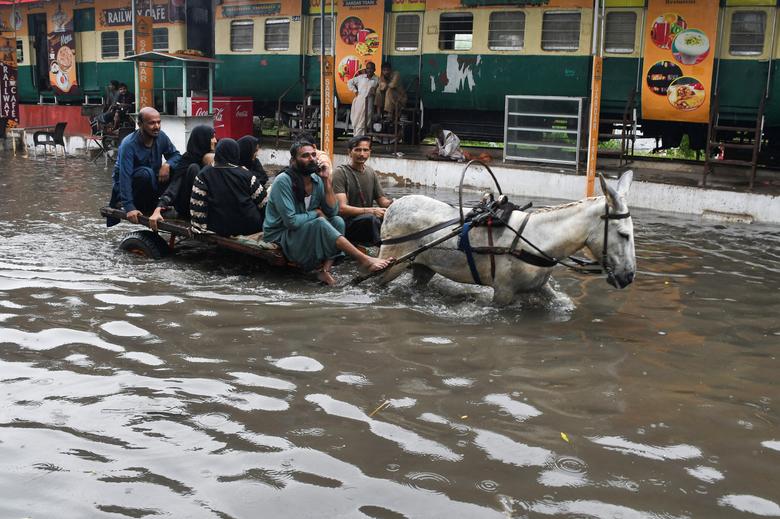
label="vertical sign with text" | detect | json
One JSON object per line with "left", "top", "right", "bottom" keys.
{"left": 321, "top": 55, "right": 335, "bottom": 157}
{"left": 135, "top": 11, "right": 154, "bottom": 109}
{"left": 0, "top": 37, "right": 19, "bottom": 123}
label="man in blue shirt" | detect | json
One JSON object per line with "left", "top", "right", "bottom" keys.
{"left": 107, "top": 107, "right": 181, "bottom": 227}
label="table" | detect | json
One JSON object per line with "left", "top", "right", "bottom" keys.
{"left": 7, "top": 125, "right": 55, "bottom": 157}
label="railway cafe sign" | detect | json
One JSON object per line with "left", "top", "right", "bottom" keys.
{"left": 1, "top": 36, "right": 19, "bottom": 122}
{"left": 641, "top": 0, "right": 718, "bottom": 123}
{"left": 100, "top": 3, "right": 175, "bottom": 26}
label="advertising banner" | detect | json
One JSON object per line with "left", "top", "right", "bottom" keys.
{"left": 1, "top": 36, "right": 19, "bottom": 123}
{"left": 334, "top": 0, "right": 383, "bottom": 104}
{"left": 48, "top": 5, "right": 78, "bottom": 94}
{"left": 390, "top": 0, "right": 425, "bottom": 12}
{"left": 641, "top": 1, "right": 719, "bottom": 123}
{"left": 136, "top": 13, "right": 154, "bottom": 109}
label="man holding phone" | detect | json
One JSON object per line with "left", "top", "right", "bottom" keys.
{"left": 263, "top": 139, "right": 393, "bottom": 285}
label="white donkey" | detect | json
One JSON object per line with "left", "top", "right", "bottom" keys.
{"left": 377, "top": 172, "right": 636, "bottom": 306}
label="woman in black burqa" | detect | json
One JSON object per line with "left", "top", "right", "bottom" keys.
{"left": 190, "top": 138, "right": 266, "bottom": 237}
{"left": 237, "top": 135, "right": 269, "bottom": 187}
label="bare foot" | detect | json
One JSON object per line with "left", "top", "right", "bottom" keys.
{"left": 362, "top": 256, "right": 395, "bottom": 273}
{"left": 317, "top": 269, "right": 336, "bottom": 285}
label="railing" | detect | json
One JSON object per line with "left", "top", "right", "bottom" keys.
{"left": 503, "top": 95, "right": 585, "bottom": 168}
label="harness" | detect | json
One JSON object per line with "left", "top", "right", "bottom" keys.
{"left": 381, "top": 194, "right": 630, "bottom": 286}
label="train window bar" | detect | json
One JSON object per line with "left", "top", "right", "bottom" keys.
{"left": 395, "top": 14, "right": 421, "bottom": 52}
{"left": 604, "top": 11, "right": 636, "bottom": 54}
{"left": 312, "top": 15, "right": 335, "bottom": 55}
{"left": 265, "top": 18, "right": 290, "bottom": 51}
{"left": 101, "top": 31, "right": 120, "bottom": 60}
{"left": 541, "top": 11, "right": 581, "bottom": 52}
{"left": 231, "top": 20, "right": 254, "bottom": 52}
{"left": 730, "top": 11, "right": 766, "bottom": 56}
{"left": 489, "top": 11, "right": 525, "bottom": 51}
{"left": 439, "top": 12, "right": 473, "bottom": 51}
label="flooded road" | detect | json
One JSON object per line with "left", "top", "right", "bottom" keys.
{"left": 1, "top": 154, "right": 779, "bottom": 518}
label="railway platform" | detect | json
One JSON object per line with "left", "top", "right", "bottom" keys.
{"left": 260, "top": 141, "right": 780, "bottom": 225}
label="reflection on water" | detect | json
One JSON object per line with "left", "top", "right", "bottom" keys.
{"left": 1, "top": 155, "right": 779, "bottom": 518}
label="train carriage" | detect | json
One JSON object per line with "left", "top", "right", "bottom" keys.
{"left": 3, "top": 0, "right": 780, "bottom": 164}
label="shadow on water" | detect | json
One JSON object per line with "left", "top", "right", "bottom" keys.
{"left": 1, "top": 154, "right": 780, "bottom": 518}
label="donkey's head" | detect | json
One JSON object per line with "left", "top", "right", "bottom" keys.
{"left": 587, "top": 171, "right": 636, "bottom": 289}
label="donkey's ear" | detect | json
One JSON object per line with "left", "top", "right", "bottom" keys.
{"left": 598, "top": 173, "right": 617, "bottom": 207}
{"left": 617, "top": 170, "right": 633, "bottom": 197}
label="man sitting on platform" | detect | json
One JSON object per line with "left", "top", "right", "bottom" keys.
{"left": 106, "top": 107, "right": 181, "bottom": 227}
{"left": 333, "top": 135, "right": 393, "bottom": 246}
{"left": 263, "top": 139, "right": 393, "bottom": 285}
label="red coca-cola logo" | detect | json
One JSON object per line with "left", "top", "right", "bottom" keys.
{"left": 194, "top": 107, "right": 208, "bottom": 117}
{"left": 235, "top": 105, "right": 249, "bottom": 118}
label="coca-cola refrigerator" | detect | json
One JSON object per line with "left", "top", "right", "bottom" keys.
{"left": 190, "top": 96, "right": 254, "bottom": 140}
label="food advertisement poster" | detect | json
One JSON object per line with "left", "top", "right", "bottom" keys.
{"left": 641, "top": 0, "right": 718, "bottom": 123}
{"left": 1, "top": 36, "right": 19, "bottom": 123}
{"left": 334, "top": 0, "right": 383, "bottom": 103}
{"left": 47, "top": 4, "right": 78, "bottom": 94}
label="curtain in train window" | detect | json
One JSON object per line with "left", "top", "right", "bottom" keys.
{"left": 153, "top": 28, "right": 169, "bottom": 52}
{"left": 265, "top": 18, "right": 290, "bottom": 51}
{"left": 395, "top": 14, "right": 420, "bottom": 51}
{"left": 312, "top": 16, "right": 334, "bottom": 54}
{"left": 604, "top": 11, "right": 636, "bottom": 53}
{"left": 488, "top": 11, "right": 525, "bottom": 50}
{"left": 541, "top": 11, "right": 580, "bottom": 51}
{"left": 101, "top": 31, "right": 119, "bottom": 59}
{"left": 730, "top": 11, "right": 765, "bottom": 56}
{"left": 231, "top": 20, "right": 254, "bottom": 52}
{"left": 439, "top": 12, "right": 473, "bottom": 51}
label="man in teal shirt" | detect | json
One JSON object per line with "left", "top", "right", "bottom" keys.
{"left": 263, "top": 140, "right": 392, "bottom": 285}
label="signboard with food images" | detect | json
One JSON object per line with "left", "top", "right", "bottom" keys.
{"left": 47, "top": 4, "right": 78, "bottom": 94}
{"left": 1, "top": 36, "right": 19, "bottom": 123}
{"left": 334, "top": 0, "right": 383, "bottom": 103}
{"left": 641, "top": 0, "right": 718, "bottom": 123}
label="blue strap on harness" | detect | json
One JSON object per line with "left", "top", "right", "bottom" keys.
{"left": 458, "top": 222, "right": 483, "bottom": 285}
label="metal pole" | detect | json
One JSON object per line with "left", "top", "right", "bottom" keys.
{"left": 585, "top": 0, "right": 603, "bottom": 197}
{"left": 182, "top": 63, "right": 187, "bottom": 115}
{"left": 208, "top": 64, "right": 213, "bottom": 114}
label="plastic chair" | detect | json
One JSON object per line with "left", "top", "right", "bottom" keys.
{"left": 34, "top": 122, "right": 68, "bottom": 157}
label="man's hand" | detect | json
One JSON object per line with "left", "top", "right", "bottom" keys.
{"left": 126, "top": 209, "right": 142, "bottom": 224}
{"left": 315, "top": 150, "right": 332, "bottom": 180}
{"left": 158, "top": 163, "right": 171, "bottom": 184}
{"left": 315, "top": 208, "right": 326, "bottom": 218}
{"left": 370, "top": 207, "right": 386, "bottom": 219}
{"left": 149, "top": 207, "right": 164, "bottom": 231}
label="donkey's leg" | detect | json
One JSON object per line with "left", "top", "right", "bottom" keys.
{"left": 491, "top": 285, "right": 515, "bottom": 307}
{"left": 411, "top": 264, "right": 436, "bottom": 286}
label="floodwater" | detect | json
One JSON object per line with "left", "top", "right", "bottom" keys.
{"left": 1, "top": 153, "right": 779, "bottom": 519}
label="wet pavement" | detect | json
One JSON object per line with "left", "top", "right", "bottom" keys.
{"left": 1, "top": 153, "right": 779, "bottom": 518}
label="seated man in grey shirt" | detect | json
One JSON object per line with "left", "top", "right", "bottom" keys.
{"left": 332, "top": 135, "right": 393, "bottom": 246}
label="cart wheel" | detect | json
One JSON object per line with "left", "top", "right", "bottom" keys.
{"left": 118, "top": 230, "right": 170, "bottom": 259}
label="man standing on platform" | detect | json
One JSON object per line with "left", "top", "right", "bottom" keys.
{"left": 106, "top": 107, "right": 181, "bottom": 227}
{"left": 348, "top": 62, "right": 379, "bottom": 137}
{"left": 332, "top": 135, "right": 393, "bottom": 246}
{"left": 374, "top": 62, "right": 406, "bottom": 124}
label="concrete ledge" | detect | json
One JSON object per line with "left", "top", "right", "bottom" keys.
{"left": 260, "top": 149, "right": 780, "bottom": 225}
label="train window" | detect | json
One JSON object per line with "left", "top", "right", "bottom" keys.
{"left": 16, "top": 39, "right": 23, "bottom": 63}
{"left": 541, "top": 11, "right": 580, "bottom": 51}
{"left": 604, "top": 12, "right": 636, "bottom": 54}
{"left": 124, "top": 30, "right": 133, "bottom": 56}
{"left": 153, "top": 27, "right": 169, "bottom": 52}
{"left": 312, "top": 15, "right": 334, "bottom": 54}
{"left": 231, "top": 20, "right": 254, "bottom": 52}
{"left": 730, "top": 11, "right": 766, "bottom": 56}
{"left": 265, "top": 18, "right": 290, "bottom": 51}
{"left": 395, "top": 14, "right": 421, "bottom": 51}
{"left": 101, "top": 31, "right": 119, "bottom": 59}
{"left": 439, "top": 12, "right": 473, "bottom": 51}
{"left": 488, "top": 11, "right": 525, "bottom": 51}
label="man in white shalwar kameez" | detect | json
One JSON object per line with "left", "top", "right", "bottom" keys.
{"left": 428, "top": 123, "right": 465, "bottom": 161}
{"left": 348, "top": 62, "right": 379, "bottom": 137}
